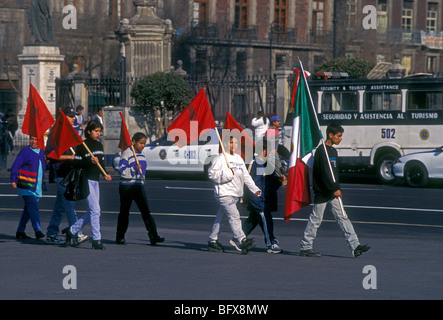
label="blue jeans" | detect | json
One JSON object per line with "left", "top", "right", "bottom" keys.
{"left": 70, "top": 180, "right": 101, "bottom": 240}
{"left": 46, "top": 177, "right": 80, "bottom": 237}
{"left": 17, "top": 195, "right": 41, "bottom": 233}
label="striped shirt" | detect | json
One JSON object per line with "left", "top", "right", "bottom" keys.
{"left": 118, "top": 147, "right": 147, "bottom": 186}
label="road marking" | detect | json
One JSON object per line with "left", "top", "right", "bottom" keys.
{"left": 165, "top": 186, "right": 213, "bottom": 191}
{"left": 0, "top": 208, "right": 442, "bottom": 229}
{"left": 344, "top": 204, "right": 443, "bottom": 213}
{"left": 0, "top": 194, "right": 56, "bottom": 198}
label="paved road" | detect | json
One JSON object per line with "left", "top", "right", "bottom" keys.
{"left": 0, "top": 169, "right": 442, "bottom": 306}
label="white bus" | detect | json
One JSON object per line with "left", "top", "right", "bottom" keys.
{"left": 284, "top": 74, "right": 443, "bottom": 184}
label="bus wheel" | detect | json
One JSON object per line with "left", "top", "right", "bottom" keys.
{"left": 405, "top": 162, "right": 428, "bottom": 188}
{"left": 375, "top": 154, "right": 398, "bottom": 184}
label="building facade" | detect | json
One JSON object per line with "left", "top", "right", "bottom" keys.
{"left": 2, "top": 0, "right": 443, "bottom": 117}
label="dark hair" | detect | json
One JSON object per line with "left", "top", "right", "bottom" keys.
{"left": 84, "top": 120, "right": 103, "bottom": 138}
{"left": 326, "top": 123, "right": 344, "bottom": 137}
{"left": 76, "top": 105, "right": 84, "bottom": 111}
{"left": 132, "top": 132, "right": 147, "bottom": 142}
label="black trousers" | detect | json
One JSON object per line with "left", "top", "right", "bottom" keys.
{"left": 116, "top": 184, "right": 158, "bottom": 239}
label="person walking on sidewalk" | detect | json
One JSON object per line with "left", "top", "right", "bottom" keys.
{"left": 45, "top": 106, "right": 88, "bottom": 245}
{"left": 300, "top": 123, "right": 370, "bottom": 258}
{"left": 116, "top": 132, "right": 164, "bottom": 246}
{"left": 243, "top": 140, "right": 285, "bottom": 253}
{"left": 62, "top": 120, "right": 112, "bottom": 250}
{"left": 10, "top": 136, "right": 46, "bottom": 240}
{"left": 208, "top": 136, "right": 261, "bottom": 254}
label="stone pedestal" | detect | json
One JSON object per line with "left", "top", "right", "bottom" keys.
{"left": 17, "top": 45, "right": 65, "bottom": 128}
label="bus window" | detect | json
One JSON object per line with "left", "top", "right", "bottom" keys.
{"left": 407, "top": 91, "right": 443, "bottom": 110}
{"left": 364, "top": 92, "right": 401, "bottom": 111}
{"left": 322, "top": 92, "right": 358, "bottom": 112}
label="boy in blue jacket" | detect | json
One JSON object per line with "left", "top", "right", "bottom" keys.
{"left": 242, "top": 140, "right": 285, "bottom": 253}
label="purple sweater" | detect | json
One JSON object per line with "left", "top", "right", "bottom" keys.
{"left": 10, "top": 146, "right": 46, "bottom": 193}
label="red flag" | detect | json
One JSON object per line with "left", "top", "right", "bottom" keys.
{"left": 118, "top": 112, "right": 132, "bottom": 152}
{"left": 22, "top": 84, "right": 55, "bottom": 149}
{"left": 47, "top": 111, "right": 84, "bottom": 159}
{"left": 167, "top": 88, "right": 216, "bottom": 146}
{"left": 221, "top": 112, "right": 255, "bottom": 161}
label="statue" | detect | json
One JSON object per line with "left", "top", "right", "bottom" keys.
{"left": 28, "top": 0, "right": 54, "bottom": 45}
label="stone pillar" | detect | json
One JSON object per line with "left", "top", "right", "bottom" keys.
{"left": 274, "top": 56, "right": 293, "bottom": 123}
{"left": 115, "top": 0, "right": 175, "bottom": 80}
{"left": 17, "top": 45, "right": 65, "bottom": 127}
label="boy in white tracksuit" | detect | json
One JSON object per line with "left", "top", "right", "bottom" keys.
{"left": 208, "top": 136, "right": 261, "bottom": 254}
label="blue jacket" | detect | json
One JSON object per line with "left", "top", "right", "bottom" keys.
{"left": 10, "top": 146, "right": 46, "bottom": 193}
{"left": 244, "top": 159, "right": 282, "bottom": 212}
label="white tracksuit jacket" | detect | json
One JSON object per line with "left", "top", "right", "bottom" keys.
{"left": 208, "top": 152, "right": 260, "bottom": 198}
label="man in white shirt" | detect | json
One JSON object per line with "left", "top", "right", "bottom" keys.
{"left": 251, "top": 111, "right": 269, "bottom": 142}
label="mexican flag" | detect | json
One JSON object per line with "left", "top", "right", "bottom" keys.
{"left": 284, "top": 68, "right": 323, "bottom": 222}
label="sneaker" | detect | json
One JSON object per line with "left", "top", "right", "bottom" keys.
{"left": 300, "top": 249, "right": 321, "bottom": 257}
{"left": 46, "top": 235, "right": 66, "bottom": 245}
{"left": 116, "top": 237, "right": 126, "bottom": 245}
{"left": 149, "top": 235, "right": 165, "bottom": 246}
{"left": 35, "top": 231, "right": 45, "bottom": 239}
{"left": 16, "top": 232, "right": 31, "bottom": 239}
{"left": 353, "top": 244, "right": 371, "bottom": 257}
{"left": 61, "top": 227, "right": 77, "bottom": 246}
{"left": 92, "top": 239, "right": 106, "bottom": 250}
{"left": 267, "top": 243, "right": 282, "bottom": 254}
{"left": 208, "top": 240, "right": 225, "bottom": 252}
{"left": 76, "top": 234, "right": 89, "bottom": 246}
{"left": 229, "top": 238, "right": 242, "bottom": 252}
{"left": 239, "top": 238, "right": 256, "bottom": 255}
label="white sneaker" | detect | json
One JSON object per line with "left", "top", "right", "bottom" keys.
{"left": 76, "top": 234, "right": 89, "bottom": 245}
{"left": 229, "top": 238, "right": 242, "bottom": 252}
{"left": 46, "top": 235, "right": 65, "bottom": 245}
{"left": 267, "top": 243, "right": 282, "bottom": 254}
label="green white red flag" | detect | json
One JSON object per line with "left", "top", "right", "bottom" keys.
{"left": 284, "top": 68, "right": 323, "bottom": 222}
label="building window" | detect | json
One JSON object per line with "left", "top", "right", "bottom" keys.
{"left": 193, "top": 0, "right": 209, "bottom": 27}
{"left": 274, "top": 0, "right": 288, "bottom": 31}
{"left": 236, "top": 52, "right": 247, "bottom": 76}
{"left": 377, "top": 0, "right": 388, "bottom": 34}
{"left": 108, "top": 0, "right": 124, "bottom": 19}
{"left": 312, "top": 0, "right": 326, "bottom": 37}
{"left": 402, "top": 0, "right": 413, "bottom": 33}
{"left": 427, "top": 2, "right": 438, "bottom": 33}
{"left": 426, "top": 56, "right": 437, "bottom": 73}
{"left": 346, "top": 0, "right": 357, "bottom": 29}
{"left": 235, "top": 0, "right": 249, "bottom": 29}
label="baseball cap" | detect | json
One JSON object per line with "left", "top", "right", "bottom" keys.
{"left": 61, "top": 106, "right": 76, "bottom": 117}
{"left": 270, "top": 116, "right": 281, "bottom": 122}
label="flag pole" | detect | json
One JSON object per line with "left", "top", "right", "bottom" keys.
{"left": 82, "top": 142, "right": 108, "bottom": 177}
{"left": 214, "top": 127, "right": 232, "bottom": 169}
{"left": 297, "top": 57, "right": 347, "bottom": 218}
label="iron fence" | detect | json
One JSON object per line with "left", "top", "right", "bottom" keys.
{"left": 55, "top": 74, "right": 277, "bottom": 128}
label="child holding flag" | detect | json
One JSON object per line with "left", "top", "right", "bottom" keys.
{"left": 208, "top": 135, "right": 261, "bottom": 254}
{"left": 62, "top": 120, "right": 112, "bottom": 250}
{"left": 116, "top": 132, "right": 164, "bottom": 246}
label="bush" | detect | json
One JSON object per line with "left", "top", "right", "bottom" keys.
{"left": 131, "top": 72, "right": 194, "bottom": 115}
{"left": 315, "top": 57, "right": 375, "bottom": 79}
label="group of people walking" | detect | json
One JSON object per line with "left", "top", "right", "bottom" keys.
{"left": 9, "top": 106, "right": 369, "bottom": 257}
